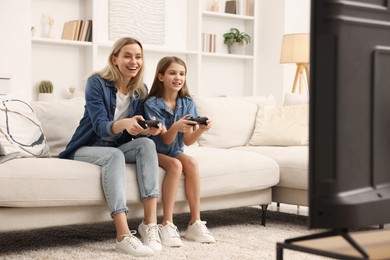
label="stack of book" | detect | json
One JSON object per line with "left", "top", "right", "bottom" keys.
{"left": 62, "top": 20, "right": 92, "bottom": 41}
{"left": 202, "top": 33, "right": 216, "bottom": 53}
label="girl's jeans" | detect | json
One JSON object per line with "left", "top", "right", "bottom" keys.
{"left": 73, "top": 137, "right": 159, "bottom": 217}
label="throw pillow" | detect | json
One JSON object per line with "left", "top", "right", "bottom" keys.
{"left": 0, "top": 99, "right": 50, "bottom": 163}
{"left": 31, "top": 97, "right": 85, "bottom": 157}
{"left": 248, "top": 104, "right": 309, "bottom": 146}
{"left": 193, "top": 95, "right": 275, "bottom": 148}
{"left": 283, "top": 92, "right": 309, "bottom": 106}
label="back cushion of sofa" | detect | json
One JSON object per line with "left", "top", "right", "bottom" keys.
{"left": 193, "top": 95, "right": 275, "bottom": 148}
{"left": 31, "top": 98, "right": 85, "bottom": 157}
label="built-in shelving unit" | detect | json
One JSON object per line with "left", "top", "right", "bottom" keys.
{"left": 31, "top": 0, "right": 259, "bottom": 100}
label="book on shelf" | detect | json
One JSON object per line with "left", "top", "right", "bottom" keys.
{"left": 78, "top": 20, "right": 90, "bottom": 41}
{"left": 225, "top": 1, "right": 237, "bottom": 14}
{"left": 202, "top": 33, "right": 216, "bottom": 53}
{"left": 77, "top": 20, "right": 85, "bottom": 41}
{"left": 246, "top": 0, "right": 251, "bottom": 16}
{"left": 225, "top": 0, "right": 253, "bottom": 16}
{"left": 245, "top": 0, "right": 254, "bottom": 16}
{"left": 62, "top": 20, "right": 78, "bottom": 40}
{"left": 74, "top": 20, "right": 82, "bottom": 40}
{"left": 85, "top": 20, "right": 92, "bottom": 42}
{"left": 62, "top": 20, "right": 92, "bottom": 41}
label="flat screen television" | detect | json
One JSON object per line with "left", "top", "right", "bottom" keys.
{"left": 309, "top": 0, "right": 390, "bottom": 230}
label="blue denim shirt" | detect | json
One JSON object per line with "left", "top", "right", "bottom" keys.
{"left": 59, "top": 74, "right": 146, "bottom": 159}
{"left": 144, "top": 96, "right": 197, "bottom": 157}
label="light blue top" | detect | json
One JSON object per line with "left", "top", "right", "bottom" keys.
{"left": 144, "top": 96, "right": 198, "bottom": 157}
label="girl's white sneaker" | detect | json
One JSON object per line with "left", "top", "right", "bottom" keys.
{"left": 184, "top": 220, "right": 216, "bottom": 243}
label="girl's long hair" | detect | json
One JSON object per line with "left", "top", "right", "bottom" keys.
{"left": 147, "top": 56, "right": 190, "bottom": 99}
{"left": 95, "top": 37, "right": 147, "bottom": 98}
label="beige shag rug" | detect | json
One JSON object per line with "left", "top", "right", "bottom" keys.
{"left": 0, "top": 206, "right": 330, "bottom": 259}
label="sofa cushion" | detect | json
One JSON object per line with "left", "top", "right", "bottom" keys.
{"left": 0, "top": 157, "right": 103, "bottom": 207}
{"left": 232, "top": 146, "right": 308, "bottom": 190}
{"left": 0, "top": 147, "right": 280, "bottom": 208}
{"left": 31, "top": 98, "right": 85, "bottom": 157}
{"left": 183, "top": 146, "right": 280, "bottom": 198}
{"left": 193, "top": 95, "right": 275, "bottom": 148}
{"left": 0, "top": 99, "right": 50, "bottom": 163}
{"left": 248, "top": 104, "right": 309, "bottom": 146}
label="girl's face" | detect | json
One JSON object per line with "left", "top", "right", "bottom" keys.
{"left": 112, "top": 43, "right": 143, "bottom": 80}
{"left": 158, "top": 62, "right": 186, "bottom": 93}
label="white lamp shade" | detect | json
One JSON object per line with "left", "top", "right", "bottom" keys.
{"left": 280, "top": 33, "right": 310, "bottom": 64}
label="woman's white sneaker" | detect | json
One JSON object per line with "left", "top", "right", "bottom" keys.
{"left": 184, "top": 220, "right": 216, "bottom": 243}
{"left": 116, "top": 231, "right": 154, "bottom": 256}
{"left": 159, "top": 221, "right": 183, "bottom": 247}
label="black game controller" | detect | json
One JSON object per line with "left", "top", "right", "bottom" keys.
{"left": 188, "top": 116, "right": 208, "bottom": 126}
{"left": 138, "top": 120, "right": 160, "bottom": 129}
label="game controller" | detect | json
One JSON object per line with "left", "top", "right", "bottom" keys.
{"left": 138, "top": 120, "right": 160, "bottom": 129}
{"left": 188, "top": 116, "right": 208, "bottom": 125}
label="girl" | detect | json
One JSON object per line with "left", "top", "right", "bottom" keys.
{"left": 144, "top": 56, "right": 216, "bottom": 247}
{"left": 59, "top": 37, "right": 162, "bottom": 256}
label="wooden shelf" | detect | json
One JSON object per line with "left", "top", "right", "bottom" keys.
{"left": 32, "top": 37, "right": 92, "bottom": 47}
{"left": 202, "top": 11, "right": 254, "bottom": 21}
{"left": 201, "top": 52, "right": 253, "bottom": 60}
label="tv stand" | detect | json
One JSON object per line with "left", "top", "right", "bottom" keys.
{"left": 276, "top": 228, "right": 390, "bottom": 259}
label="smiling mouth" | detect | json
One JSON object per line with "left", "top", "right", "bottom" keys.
{"left": 127, "top": 66, "right": 138, "bottom": 71}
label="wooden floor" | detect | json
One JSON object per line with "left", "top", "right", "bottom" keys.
{"left": 290, "top": 229, "right": 390, "bottom": 259}
{"left": 271, "top": 202, "right": 390, "bottom": 260}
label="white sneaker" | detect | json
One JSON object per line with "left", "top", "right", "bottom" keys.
{"left": 184, "top": 220, "right": 216, "bottom": 243}
{"left": 116, "top": 231, "right": 154, "bottom": 257}
{"left": 159, "top": 221, "right": 183, "bottom": 247}
{"left": 138, "top": 221, "right": 163, "bottom": 251}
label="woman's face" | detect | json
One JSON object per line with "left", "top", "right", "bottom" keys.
{"left": 112, "top": 43, "right": 143, "bottom": 80}
{"left": 158, "top": 62, "right": 186, "bottom": 93}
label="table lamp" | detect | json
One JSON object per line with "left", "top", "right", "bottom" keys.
{"left": 280, "top": 33, "right": 310, "bottom": 93}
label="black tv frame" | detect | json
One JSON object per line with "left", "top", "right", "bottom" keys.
{"left": 276, "top": 0, "right": 390, "bottom": 258}
{"left": 309, "top": 0, "right": 390, "bottom": 232}
{"left": 309, "top": 0, "right": 390, "bottom": 231}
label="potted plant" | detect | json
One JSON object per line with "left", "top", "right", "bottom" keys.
{"left": 223, "top": 27, "right": 251, "bottom": 55}
{"left": 38, "top": 80, "right": 54, "bottom": 101}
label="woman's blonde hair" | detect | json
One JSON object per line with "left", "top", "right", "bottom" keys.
{"left": 95, "top": 37, "right": 147, "bottom": 98}
{"left": 148, "top": 56, "right": 190, "bottom": 99}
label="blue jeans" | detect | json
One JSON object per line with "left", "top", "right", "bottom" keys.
{"left": 73, "top": 137, "right": 159, "bottom": 217}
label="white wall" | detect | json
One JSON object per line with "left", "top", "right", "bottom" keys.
{"left": 0, "top": 0, "right": 31, "bottom": 99}
{"left": 282, "top": 0, "right": 311, "bottom": 95}
{"left": 257, "top": 0, "right": 285, "bottom": 103}
{"left": 256, "top": 0, "right": 310, "bottom": 104}
{"left": 0, "top": 0, "right": 311, "bottom": 101}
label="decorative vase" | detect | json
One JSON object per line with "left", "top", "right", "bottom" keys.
{"left": 38, "top": 93, "right": 53, "bottom": 101}
{"left": 228, "top": 42, "right": 245, "bottom": 55}
{"left": 211, "top": 3, "right": 219, "bottom": 12}
{"left": 47, "top": 25, "right": 55, "bottom": 38}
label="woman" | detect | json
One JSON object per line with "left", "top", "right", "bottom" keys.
{"left": 59, "top": 37, "right": 162, "bottom": 257}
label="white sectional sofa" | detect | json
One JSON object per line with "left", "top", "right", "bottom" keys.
{"left": 193, "top": 94, "right": 309, "bottom": 208}
{"left": 0, "top": 94, "right": 308, "bottom": 232}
